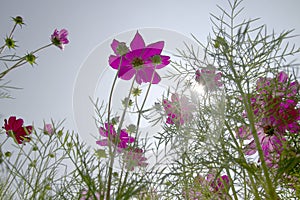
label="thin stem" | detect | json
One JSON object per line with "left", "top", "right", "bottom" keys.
{"left": 226, "top": 0, "right": 276, "bottom": 197}
{"left": 224, "top": 120, "right": 261, "bottom": 199}
{"left": 0, "top": 43, "right": 53, "bottom": 79}
{"left": 106, "top": 76, "right": 136, "bottom": 200}
{"left": 134, "top": 68, "right": 157, "bottom": 141}
{"left": 0, "top": 23, "right": 17, "bottom": 54}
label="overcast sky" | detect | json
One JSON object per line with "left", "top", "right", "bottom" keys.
{"left": 1, "top": 0, "right": 300, "bottom": 146}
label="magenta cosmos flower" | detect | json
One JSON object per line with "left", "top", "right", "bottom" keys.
{"left": 51, "top": 29, "right": 69, "bottom": 50}
{"left": 247, "top": 71, "right": 300, "bottom": 134}
{"left": 183, "top": 173, "right": 230, "bottom": 200}
{"left": 256, "top": 71, "right": 299, "bottom": 98}
{"left": 206, "top": 174, "right": 230, "bottom": 195}
{"left": 96, "top": 123, "right": 134, "bottom": 150}
{"left": 123, "top": 147, "right": 148, "bottom": 171}
{"left": 238, "top": 71, "right": 300, "bottom": 167}
{"left": 163, "top": 93, "right": 195, "bottom": 126}
{"left": 3, "top": 116, "right": 33, "bottom": 144}
{"left": 195, "top": 66, "right": 222, "bottom": 91}
{"left": 109, "top": 31, "right": 170, "bottom": 84}
{"left": 238, "top": 124, "right": 286, "bottom": 168}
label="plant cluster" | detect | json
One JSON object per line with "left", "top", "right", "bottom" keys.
{"left": 1, "top": 1, "right": 300, "bottom": 199}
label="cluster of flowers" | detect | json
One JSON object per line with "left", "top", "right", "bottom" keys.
{"left": 238, "top": 71, "right": 300, "bottom": 167}
{"left": 3, "top": 116, "right": 56, "bottom": 144}
{"left": 2, "top": 28, "right": 69, "bottom": 143}
{"left": 96, "top": 123, "right": 148, "bottom": 171}
{"left": 184, "top": 173, "right": 230, "bottom": 200}
{"left": 162, "top": 66, "right": 223, "bottom": 127}
{"left": 97, "top": 31, "right": 173, "bottom": 171}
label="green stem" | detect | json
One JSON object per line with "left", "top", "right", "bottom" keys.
{"left": 134, "top": 67, "right": 157, "bottom": 142}
{"left": 0, "top": 23, "right": 17, "bottom": 54}
{"left": 105, "top": 76, "right": 136, "bottom": 200}
{"left": 103, "top": 57, "right": 122, "bottom": 197}
{"left": 226, "top": 52, "right": 276, "bottom": 197}
{"left": 226, "top": 1, "right": 276, "bottom": 197}
{"left": 0, "top": 43, "right": 53, "bottom": 79}
{"left": 224, "top": 120, "right": 261, "bottom": 199}
{"left": 241, "top": 92, "right": 277, "bottom": 198}
{"left": 118, "top": 171, "right": 129, "bottom": 197}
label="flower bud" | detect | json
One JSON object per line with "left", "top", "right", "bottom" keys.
{"left": 32, "top": 145, "right": 38, "bottom": 151}
{"left": 12, "top": 16, "right": 24, "bottom": 26}
{"left": 48, "top": 153, "right": 55, "bottom": 158}
{"left": 116, "top": 42, "right": 129, "bottom": 56}
{"left": 25, "top": 53, "right": 36, "bottom": 65}
{"left": 111, "top": 116, "right": 120, "bottom": 125}
{"left": 151, "top": 55, "right": 162, "bottom": 65}
{"left": 126, "top": 124, "right": 136, "bottom": 133}
{"left": 5, "top": 151, "right": 12, "bottom": 157}
{"left": 5, "top": 37, "right": 16, "bottom": 49}
{"left": 122, "top": 97, "right": 133, "bottom": 107}
{"left": 44, "top": 124, "right": 54, "bottom": 135}
{"left": 132, "top": 87, "right": 142, "bottom": 97}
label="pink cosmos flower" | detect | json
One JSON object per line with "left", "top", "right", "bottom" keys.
{"left": 239, "top": 71, "right": 300, "bottom": 167}
{"left": 96, "top": 123, "right": 134, "bottom": 150}
{"left": 250, "top": 72, "right": 300, "bottom": 134}
{"left": 109, "top": 31, "right": 170, "bottom": 84}
{"left": 206, "top": 174, "right": 230, "bottom": 193}
{"left": 3, "top": 116, "right": 33, "bottom": 144}
{"left": 183, "top": 173, "right": 230, "bottom": 200}
{"left": 195, "top": 66, "right": 222, "bottom": 91}
{"left": 163, "top": 93, "right": 195, "bottom": 126}
{"left": 257, "top": 71, "right": 299, "bottom": 97}
{"left": 123, "top": 147, "right": 148, "bottom": 171}
{"left": 44, "top": 123, "right": 54, "bottom": 135}
{"left": 238, "top": 124, "right": 286, "bottom": 168}
{"left": 51, "top": 29, "right": 69, "bottom": 50}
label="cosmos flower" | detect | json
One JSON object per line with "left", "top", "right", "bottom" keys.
{"left": 183, "top": 173, "right": 230, "bottom": 200}
{"left": 96, "top": 123, "right": 134, "bottom": 150}
{"left": 109, "top": 31, "right": 170, "bottom": 84}
{"left": 256, "top": 71, "right": 299, "bottom": 98}
{"left": 249, "top": 72, "right": 300, "bottom": 134}
{"left": 163, "top": 93, "right": 195, "bottom": 126}
{"left": 238, "top": 124, "right": 286, "bottom": 168}
{"left": 51, "top": 29, "right": 69, "bottom": 50}
{"left": 3, "top": 116, "right": 33, "bottom": 144}
{"left": 44, "top": 123, "right": 54, "bottom": 135}
{"left": 123, "top": 147, "right": 148, "bottom": 171}
{"left": 238, "top": 71, "right": 300, "bottom": 167}
{"left": 195, "top": 66, "right": 222, "bottom": 91}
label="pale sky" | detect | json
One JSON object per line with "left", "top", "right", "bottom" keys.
{"left": 1, "top": 0, "right": 300, "bottom": 146}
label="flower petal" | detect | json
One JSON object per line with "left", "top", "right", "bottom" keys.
{"left": 96, "top": 139, "right": 108, "bottom": 146}
{"left": 130, "top": 31, "right": 145, "bottom": 51}
{"left": 111, "top": 39, "right": 120, "bottom": 55}
{"left": 119, "top": 67, "right": 135, "bottom": 80}
{"left": 277, "top": 71, "right": 288, "bottom": 83}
